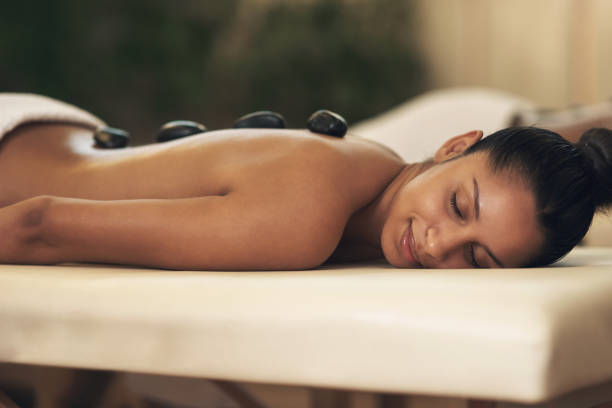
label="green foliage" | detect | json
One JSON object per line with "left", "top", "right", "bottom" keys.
{"left": 0, "top": 0, "right": 424, "bottom": 143}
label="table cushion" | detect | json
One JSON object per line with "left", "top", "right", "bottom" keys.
{"left": 351, "top": 87, "right": 534, "bottom": 162}
{"left": 1, "top": 247, "right": 612, "bottom": 403}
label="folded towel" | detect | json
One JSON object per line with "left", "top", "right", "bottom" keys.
{"left": 0, "top": 93, "right": 105, "bottom": 142}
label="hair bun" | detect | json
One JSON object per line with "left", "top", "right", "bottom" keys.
{"left": 577, "top": 128, "right": 612, "bottom": 209}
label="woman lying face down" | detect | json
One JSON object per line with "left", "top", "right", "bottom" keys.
{"left": 0, "top": 116, "right": 610, "bottom": 270}
{"left": 379, "top": 135, "right": 542, "bottom": 269}
{"left": 378, "top": 127, "right": 612, "bottom": 268}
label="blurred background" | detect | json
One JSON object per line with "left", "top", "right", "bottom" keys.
{"left": 1, "top": 0, "right": 611, "bottom": 145}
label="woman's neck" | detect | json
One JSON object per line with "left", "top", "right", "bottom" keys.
{"left": 343, "top": 160, "right": 435, "bottom": 249}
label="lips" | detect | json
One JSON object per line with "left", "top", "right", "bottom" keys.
{"left": 400, "top": 219, "right": 422, "bottom": 267}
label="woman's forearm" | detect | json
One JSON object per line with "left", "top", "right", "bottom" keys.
{"left": 1, "top": 191, "right": 344, "bottom": 269}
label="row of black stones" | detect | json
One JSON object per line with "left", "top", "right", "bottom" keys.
{"left": 93, "top": 109, "right": 348, "bottom": 148}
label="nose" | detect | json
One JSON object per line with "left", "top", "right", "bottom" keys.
{"left": 424, "top": 224, "right": 466, "bottom": 264}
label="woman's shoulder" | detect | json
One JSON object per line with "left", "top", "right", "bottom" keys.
{"left": 331, "top": 133, "right": 406, "bottom": 207}
{"left": 232, "top": 130, "right": 404, "bottom": 204}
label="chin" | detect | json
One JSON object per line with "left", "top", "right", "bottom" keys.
{"left": 389, "top": 258, "right": 405, "bottom": 268}
{"left": 380, "top": 230, "right": 403, "bottom": 268}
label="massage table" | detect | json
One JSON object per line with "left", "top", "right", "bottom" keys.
{"left": 1, "top": 246, "right": 612, "bottom": 408}
{"left": 2, "top": 89, "right": 612, "bottom": 407}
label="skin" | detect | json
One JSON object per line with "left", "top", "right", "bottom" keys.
{"left": 379, "top": 154, "right": 542, "bottom": 268}
{"left": 344, "top": 131, "right": 544, "bottom": 268}
{"left": 0, "top": 123, "right": 543, "bottom": 270}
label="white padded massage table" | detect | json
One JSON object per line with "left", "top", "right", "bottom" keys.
{"left": 1, "top": 247, "right": 612, "bottom": 408}
{"left": 2, "top": 89, "right": 612, "bottom": 407}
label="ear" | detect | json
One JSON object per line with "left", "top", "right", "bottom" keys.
{"left": 433, "top": 130, "right": 484, "bottom": 163}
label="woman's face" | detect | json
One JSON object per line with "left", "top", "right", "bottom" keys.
{"left": 381, "top": 152, "right": 543, "bottom": 268}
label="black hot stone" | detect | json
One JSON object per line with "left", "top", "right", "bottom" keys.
{"left": 306, "top": 110, "right": 347, "bottom": 138}
{"left": 233, "top": 111, "right": 286, "bottom": 129}
{"left": 157, "top": 120, "right": 207, "bottom": 143}
{"left": 93, "top": 126, "right": 130, "bottom": 148}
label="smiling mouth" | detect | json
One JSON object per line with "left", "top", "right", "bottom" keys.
{"left": 400, "top": 219, "right": 423, "bottom": 267}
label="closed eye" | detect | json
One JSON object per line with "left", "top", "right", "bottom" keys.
{"left": 469, "top": 243, "right": 481, "bottom": 268}
{"left": 451, "top": 192, "right": 463, "bottom": 218}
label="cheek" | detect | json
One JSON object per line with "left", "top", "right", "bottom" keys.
{"left": 410, "top": 185, "right": 446, "bottom": 218}
{"left": 393, "top": 179, "right": 446, "bottom": 220}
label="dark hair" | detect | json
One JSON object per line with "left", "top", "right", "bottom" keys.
{"left": 462, "top": 126, "right": 612, "bottom": 266}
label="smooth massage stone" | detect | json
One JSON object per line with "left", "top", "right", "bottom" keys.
{"left": 306, "top": 110, "right": 347, "bottom": 138}
{"left": 233, "top": 111, "right": 286, "bottom": 129}
{"left": 157, "top": 120, "right": 207, "bottom": 143}
{"left": 93, "top": 126, "right": 130, "bottom": 148}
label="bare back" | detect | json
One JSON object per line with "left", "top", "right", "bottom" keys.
{"left": 0, "top": 124, "right": 404, "bottom": 269}
{"left": 0, "top": 125, "right": 402, "bottom": 202}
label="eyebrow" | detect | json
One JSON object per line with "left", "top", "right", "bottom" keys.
{"left": 473, "top": 177, "right": 504, "bottom": 268}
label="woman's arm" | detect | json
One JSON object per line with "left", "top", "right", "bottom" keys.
{"left": 1, "top": 193, "right": 347, "bottom": 270}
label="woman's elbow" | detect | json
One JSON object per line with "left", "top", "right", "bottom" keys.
{"left": 0, "top": 196, "right": 53, "bottom": 264}
{"left": 20, "top": 195, "right": 54, "bottom": 229}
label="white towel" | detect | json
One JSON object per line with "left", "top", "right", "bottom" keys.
{"left": 0, "top": 93, "right": 105, "bottom": 141}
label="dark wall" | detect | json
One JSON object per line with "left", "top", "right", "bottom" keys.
{"left": 1, "top": 0, "right": 425, "bottom": 144}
